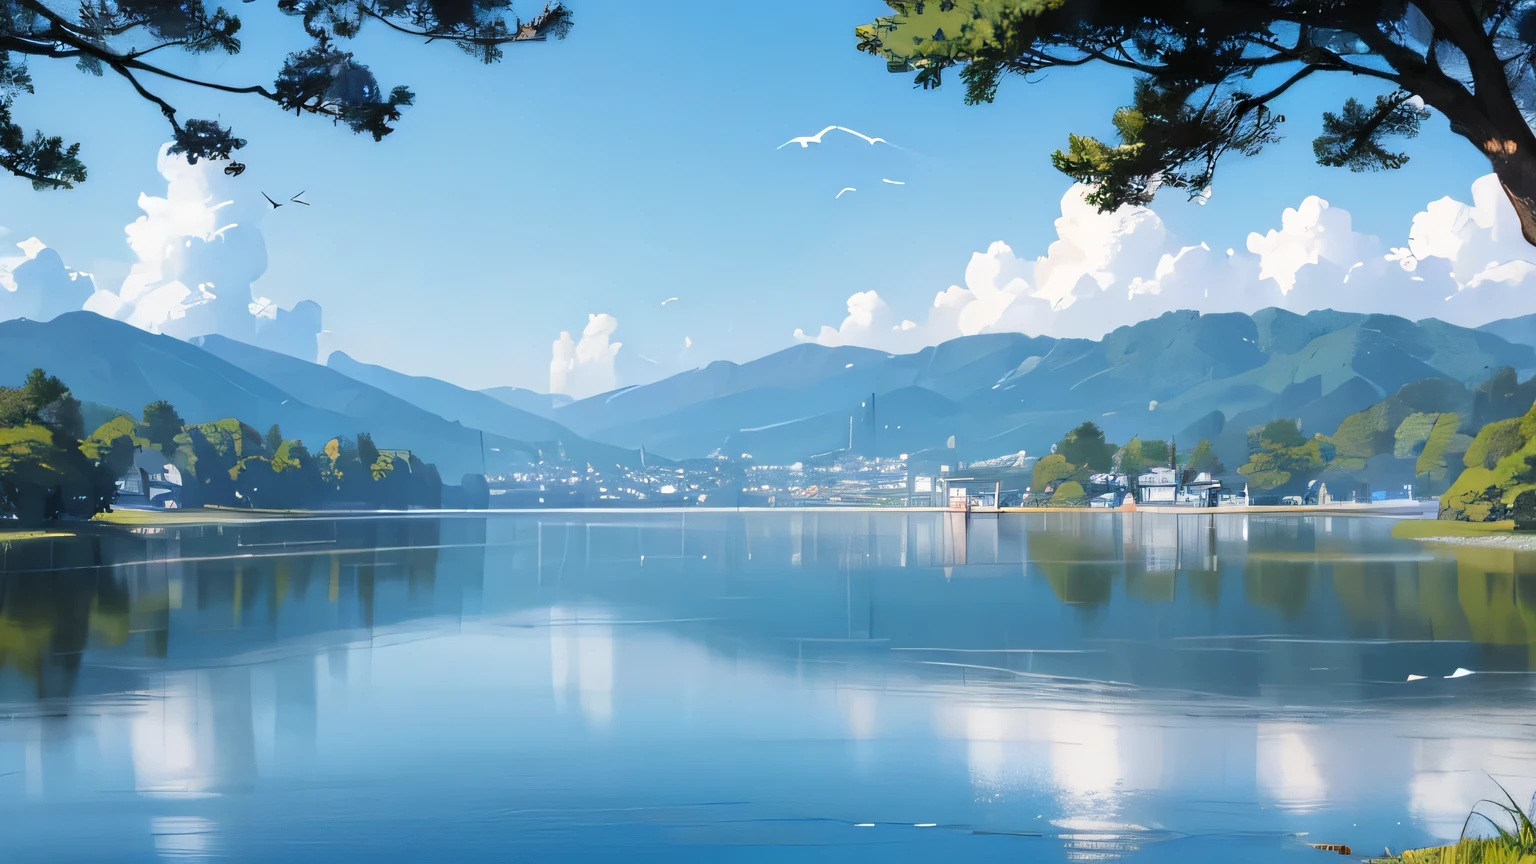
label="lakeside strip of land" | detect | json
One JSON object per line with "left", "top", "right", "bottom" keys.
{"left": 80, "top": 500, "right": 1441, "bottom": 529}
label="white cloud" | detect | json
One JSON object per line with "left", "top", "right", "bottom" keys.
{"left": 798, "top": 175, "right": 1536, "bottom": 350}
{"left": 75, "top": 144, "right": 324, "bottom": 360}
{"left": 550, "top": 313, "right": 622, "bottom": 399}
{"left": 0, "top": 237, "right": 97, "bottom": 321}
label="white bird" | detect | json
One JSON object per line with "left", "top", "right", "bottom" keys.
{"left": 661, "top": 297, "right": 679, "bottom": 305}
{"left": 881, "top": 178, "right": 905, "bottom": 185}
{"left": 835, "top": 187, "right": 857, "bottom": 199}
{"left": 778, "top": 125, "right": 891, "bottom": 149}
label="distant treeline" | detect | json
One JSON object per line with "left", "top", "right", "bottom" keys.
{"left": 0, "top": 369, "right": 485, "bottom": 520}
{"left": 1033, "top": 366, "right": 1536, "bottom": 522}
{"left": 1026, "top": 422, "right": 1221, "bottom": 505}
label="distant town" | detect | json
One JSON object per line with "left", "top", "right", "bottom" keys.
{"left": 476, "top": 449, "right": 1418, "bottom": 511}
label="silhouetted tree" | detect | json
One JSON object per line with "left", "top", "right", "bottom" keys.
{"left": 141, "top": 401, "right": 184, "bottom": 455}
{"left": 264, "top": 424, "right": 283, "bottom": 454}
{"left": 1, "top": 1, "right": 573, "bottom": 188}
{"left": 857, "top": 1, "right": 1536, "bottom": 245}
{"left": 1056, "top": 421, "right": 1116, "bottom": 472}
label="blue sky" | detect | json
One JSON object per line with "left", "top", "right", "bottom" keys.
{"left": 0, "top": 1, "right": 1494, "bottom": 391}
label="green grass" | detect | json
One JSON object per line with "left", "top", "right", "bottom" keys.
{"left": 1373, "top": 782, "right": 1536, "bottom": 864}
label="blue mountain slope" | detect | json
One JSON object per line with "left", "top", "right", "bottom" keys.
{"left": 324, "top": 351, "right": 628, "bottom": 465}
{"left": 0, "top": 314, "right": 499, "bottom": 476}
{"left": 187, "top": 335, "right": 586, "bottom": 475}
{"left": 561, "top": 309, "right": 1536, "bottom": 462}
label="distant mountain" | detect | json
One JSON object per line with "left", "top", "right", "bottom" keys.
{"left": 0, "top": 312, "right": 597, "bottom": 478}
{"left": 324, "top": 351, "right": 632, "bottom": 466}
{"left": 550, "top": 309, "right": 1536, "bottom": 465}
{"left": 1479, "top": 312, "right": 1536, "bottom": 351}
{"left": 194, "top": 336, "right": 636, "bottom": 474}
{"left": 479, "top": 385, "right": 571, "bottom": 416}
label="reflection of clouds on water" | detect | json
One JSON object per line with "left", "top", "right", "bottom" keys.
{"left": 130, "top": 672, "right": 212, "bottom": 794}
{"left": 151, "top": 816, "right": 218, "bottom": 861}
{"left": 840, "top": 688, "right": 880, "bottom": 740}
{"left": 1409, "top": 728, "right": 1536, "bottom": 841}
{"left": 548, "top": 606, "right": 614, "bottom": 726}
{"left": 1049, "top": 710, "right": 1122, "bottom": 800}
{"left": 1256, "top": 723, "right": 1328, "bottom": 812}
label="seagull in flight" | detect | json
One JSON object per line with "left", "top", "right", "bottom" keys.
{"left": 661, "top": 297, "right": 679, "bottom": 306}
{"left": 290, "top": 191, "right": 310, "bottom": 206}
{"left": 835, "top": 187, "right": 857, "bottom": 199}
{"left": 779, "top": 125, "right": 891, "bottom": 149}
{"left": 881, "top": 178, "right": 905, "bottom": 185}
{"left": 261, "top": 192, "right": 282, "bottom": 209}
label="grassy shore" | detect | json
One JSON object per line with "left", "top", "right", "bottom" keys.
{"left": 1371, "top": 838, "right": 1536, "bottom": 863}
{"left": 1390, "top": 518, "right": 1536, "bottom": 550}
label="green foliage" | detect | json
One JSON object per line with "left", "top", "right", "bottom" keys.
{"left": 1259, "top": 418, "right": 1304, "bottom": 450}
{"left": 1468, "top": 419, "right": 1527, "bottom": 471}
{"left": 1396, "top": 412, "right": 1441, "bottom": 459}
{"left": 1186, "top": 438, "right": 1223, "bottom": 476}
{"left": 1117, "top": 437, "right": 1145, "bottom": 478}
{"left": 854, "top": 1, "right": 1536, "bottom": 233}
{"left": 0, "top": 368, "right": 83, "bottom": 439}
{"left": 1238, "top": 422, "right": 1328, "bottom": 492}
{"left": 1, "top": 0, "right": 572, "bottom": 187}
{"left": 1313, "top": 91, "right": 1429, "bottom": 172}
{"left": 264, "top": 424, "right": 283, "bottom": 455}
{"left": 141, "top": 401, "right": 184, "bottom": 455}
{"left": 1056, "top": 421, "right": 1115, "bottom": 471}
{"left": 80, "top": 416, "right": 140, "bottom": 480}
{"left": 1415, "top": 413, "right": 1463, "bottom": 477}
{"left": 1031, "top": 453, "right": 1075, "bottom": 491}
{"left": 1140, "top": 438, "right": 1170, "bottom": 467}
{"left": 172, "top": 419, "right": 262, "bottom": 506}
{"left": 0, "top": 424, "right": 110, "bottom": 519}
{"left": 1442, "top": 399, "right": 1536, "bottom": 521}
{"left": 1050, "top": 480, "right": 1084, "bottom": 504}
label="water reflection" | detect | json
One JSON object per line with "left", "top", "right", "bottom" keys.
{"left": 0, "top": 511, "right": 1534, "bottom": 861}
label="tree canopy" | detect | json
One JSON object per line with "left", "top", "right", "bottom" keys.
{"left": 1055, "top": 420, "right": 1116, "bottom": 471}
{"left": 856, "top": 1, "right": 1536, "bottom": 244}
{"left": 1, "top": 0, "right": 572, "bottom": 188}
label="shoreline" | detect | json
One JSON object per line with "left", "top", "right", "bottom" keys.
{"left": 86, "top": 500, "right": 1442, "bottom": 527}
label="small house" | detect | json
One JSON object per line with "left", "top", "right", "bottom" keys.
{"left": 1136, "top": 467, "right": 1178, "bottom": 504}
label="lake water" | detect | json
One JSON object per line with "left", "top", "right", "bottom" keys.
{"left": 1, "top": 511, "right": 1534, "bottom": 862}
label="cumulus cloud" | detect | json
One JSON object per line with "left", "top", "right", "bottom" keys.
{"left": 797, "top": 174, "right": 1536, "bottom": 350}
{"left": 0, "top": 237, "right": 97, "bottom": 321}
{"left": 78, "top": 144, "right": 323, "bottom": 360}
{"left": 551, "top": 313, "right": 622, "bottom": 399}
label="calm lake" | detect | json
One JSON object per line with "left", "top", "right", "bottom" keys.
{"left": 1, "top": 511, "right": 1534, "bottom": 862}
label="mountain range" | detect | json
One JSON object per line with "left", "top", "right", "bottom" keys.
{"left": 0, "top": 313, "right": 628, "bottom": 479}
{"left": 8, "top": 308, "right": 1536, "bottom": 478}
{"left": 544, "top": 308, "right": 1536, "bottom": 469}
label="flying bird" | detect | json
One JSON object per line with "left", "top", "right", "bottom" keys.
{"left": 835, "top": 187, "right": 856, "bottom": 199}
{"left": 261, "top": 192, "right": 282, "bottom": 209}
{"left": 661, "top": 297, "right": 679, "bottom": 306}
{"left": 290, "top": 192, "right": 310, "bottom": 206}
{"left": 778, "top": 125, "right": 891, "bottom": 150}
{"left": 881, "top": 178, "right": 905, "bottom": 185}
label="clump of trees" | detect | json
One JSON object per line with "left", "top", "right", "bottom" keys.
{"left": 166, "top": 420, "right": 443, "bottom": 510}
{"left": 1026, "top": 420, "right": 1215, "bottom": 505}
{"left": 1441, "top": 398, "right": 1536, "bottom": 522}
{"left": 0, "top": 368, "right": 131, "bottom": 519}
{"left": 0, "top": 368, "right": 448, "bottom": 520}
